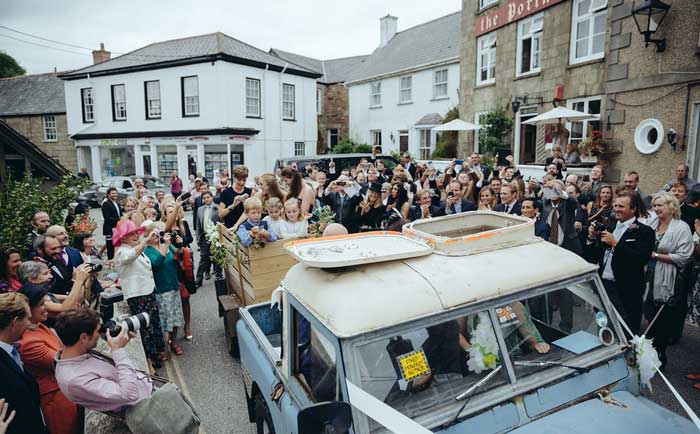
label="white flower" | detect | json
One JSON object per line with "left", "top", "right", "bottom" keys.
{"left": 632, "top": 335, "right": 660, "bottom": 392}
{"left": 467, "top": 312, "right": 500, "bottom": 374}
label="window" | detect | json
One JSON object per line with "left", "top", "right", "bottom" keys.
{"left": 477, "top": 33, "right": 497, "bottom": 85}
{"left": 399, "top": 76, "right": 412, "bottom": 104}
{"left": 570, "top": 0, "right": 608, "bottom": 64}
{"left": 419, "top": 129, "right": 432, "bottom": 160}
{"left": 370, "top": 81, "right": 382, "bottom": 107}
{"left": 316, "top": 88, "right": 322, "bottom": 114}
{"left": 371, "top": 130, "right": 382, "bottom": 148}
{"left": 42, "top": 115, "right": 57, "bottom": 142}
{"left": 81, "top": 88, "right": 94, "bottom": 123}
{"left": 516, "top": 13, "right": 544, "bottom": 76}
{"left": 328, "top": 128, "right": 340, "bottom": 147}
{"left": 111, "top": 84, "right": 127, "bottom": 121}
{"left": 283, "top": 83, "right": 295, "bottom": 120}
{"left": 480, "top": 0, "right": 498, "bottom": 9}
{"left": 567, "top": 96, "right": 602, "bottom": 145}
{"left": 294, "top": 142, "right": 306, "bottom": 156}
{"left": 433, "top": 69, "right": 448, "bottom": 99}
{"left": 246, "top": 78, "right": 261, "bottom": 117}
{"left": 293, "top": 308, "right": 337, "bottom": 403}
{"left": 144, "top": 80, "right": 161, "bottom": 119}
{"left": 181, "top": 76, "right": 200, "bottom": 117}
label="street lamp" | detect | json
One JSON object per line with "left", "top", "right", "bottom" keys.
{"left": 511, "top": 98, "right": 521, "bottom": 114}
{"left": 631, "top": 0, "right": 671, "bottom": 52}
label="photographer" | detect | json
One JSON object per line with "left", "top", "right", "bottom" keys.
{"left": 445, "top": 181, "right": 476, "bottom": 215}
{"left": 323, "top": 176, "right": 363, "bottom": 233}
{"left": 409, "top": 189, "right": 445, "bottom": 221}
{"left": 54, "top": 308, "right": 153, "bottom": 413}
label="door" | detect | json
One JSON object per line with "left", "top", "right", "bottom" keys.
{"left": 399, "top": 130, "right": 409, "bottom": 153}
{"left": 515, "top": 109, "right": 538, "bottom": 165}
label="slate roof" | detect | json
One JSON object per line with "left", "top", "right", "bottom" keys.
{"left": 269, "top": 48, "right": 368, "bottom": 84}
{"left": 0, "top": 119, "right": 69, "bottom": 180}
{"left": 415, "top": 113, "right": 443, "bottom": 126}
{"left": 345, "top": 11, "right": 461, "bottom": 84}
{"left": 60, "top": 33, "right": 321, "bottom": 80}
{"left": 0, "top": 73, "right": 66, "bottom": 116}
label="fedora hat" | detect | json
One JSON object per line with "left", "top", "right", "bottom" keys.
{"left": 112, "top": 219, "right": 146, "bottom": 247}
{"left": 368, "top": 182, "right": 382, "bottom": 194}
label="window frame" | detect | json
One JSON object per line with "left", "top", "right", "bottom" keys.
{"left": 516, "top": 13, "right": 544, "bottom": 77}
{"left": 181, "top": 76, "right": 200, "bottom": 117}
{"left": 294, "top": 141, "right": 306, "bottom": 157}
{"left": 480, "top": 0, "right": 498, "bottom": 9}
{"left": 370, "top": 130, "right": 382, "bottom": 148}
{"left": 246, "top": 77, "right": 262, "bottom": 118}
{"left": 566, "top": 95, "right": 603, "bottom": 145}
{"left": 476, "top": 33, "right": 497, "bottom": 86}
{"left": 80, "top": 87, "right": 94, "bottom": 123}
{"left": 316, "top": 87, "right": 322, "bottom": 114}
{"left": 398, "top": 75, "right": 413, "bottom": 104}
{"left": 432, "top": 69, "right": 449, "bottom": 99}
{"left": 282, "top": 83, "right": 296, "bottom": 121}
{"left": 569, "top": 0, "right": 608, "bottom": 65}
{"left": 111, "top": 84, "right": 127, "bottom": 121}
{"left": 328, "top": 128, "right": 340, "bottom": 147}
{"left": 144, "top": 80, "right": 161, "bottom": 120}
{"left": 418, "top": 129, "right": 433, "bottom": 160}
{"left": 42, "top": 115, "right": 57, "bottom": 142}
{"left": 370, "top": 81, "right": 382, "bottom": 108}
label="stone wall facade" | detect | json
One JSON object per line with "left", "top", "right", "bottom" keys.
{"left": 460, "top": 0, "right": 608, "bottom": 164}
{"left": 604, "top": 0, "right": 700, "bottom": 192}
{"left": 1, "top": 114, "right": 78, "bottom": 173}
{"left": 317, "top": 83, "right": 350, "bottom": 154}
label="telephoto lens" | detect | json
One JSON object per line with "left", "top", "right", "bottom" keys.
{"left": 103, "top": 313, "right": 150, "bottom": 338}
{"left": 87, "top": 263, "right": 103, "bottom": 273}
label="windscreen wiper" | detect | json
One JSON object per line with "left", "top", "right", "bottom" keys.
{"left": 443, "top": 365, "right": 503, "bottom": 429}
{"left": 514, "top": 360, "right": 589, "bottom": 373}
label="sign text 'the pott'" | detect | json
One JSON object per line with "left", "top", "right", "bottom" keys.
{"left": 475, "top": 0, "right": 565, "bottom": 37}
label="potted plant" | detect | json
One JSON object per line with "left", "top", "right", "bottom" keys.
{"left": 578, "top": 128, "right": 608, "bottom": 162}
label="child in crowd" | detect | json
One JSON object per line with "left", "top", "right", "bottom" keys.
{"left": 237, "top": 197, "right": 277, "bottom": 247}
{"left": 262, "top": 198, "right": 284, "bottom": 239}
{"left": 278, "top": 198, "right": 309, "bottom": 239}
{"left": 143, "top": 207, "right": 158, "bottom": 222}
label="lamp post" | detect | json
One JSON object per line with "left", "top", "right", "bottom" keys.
{"left": 631, "top": 0, "right": 671, "bottom": 52}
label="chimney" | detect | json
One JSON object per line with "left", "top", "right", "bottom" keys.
{"left": 92, "top": 43, "right": 111, "bottom": 65}
{"left": 380, "top": 14, "right": 398, "bottom": 47}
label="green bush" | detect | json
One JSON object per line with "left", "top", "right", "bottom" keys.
{"left": 0, "top": 174, "right": 87, "bottom": 254}
{"left": 354, "top": 144, "right": 373, "bottom": 153}
{"left": 479, "top": 107, "right": 513, "bottom": 155}
{"left": 330, "top": 138, "right": 373, "bottom": 154}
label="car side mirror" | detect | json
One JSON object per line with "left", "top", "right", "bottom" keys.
{"left": 297, "top": 402, "right": 352, "bottom": 434}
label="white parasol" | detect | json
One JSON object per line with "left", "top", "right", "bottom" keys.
{"left": 432, "top": 119, "right": 482, "bottom": 131}
{"left": 522, "top": 107, "right": 599, "bottom": 125}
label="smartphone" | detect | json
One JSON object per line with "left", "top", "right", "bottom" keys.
{"left": 179, "top": 192, "right": 192, "bottom": 202}
{"left": 455, "top": 159, "right": 464, "bottom": 165}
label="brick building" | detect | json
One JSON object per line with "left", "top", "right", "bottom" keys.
{"left": 270, "top": 49, "right": 368, "bottom": 153}
{"left": 0, "top": 73, "right": 79, "bottom": 174}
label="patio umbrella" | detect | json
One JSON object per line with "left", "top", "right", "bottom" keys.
{"left": 522, "top": 107, "right": 599, "bottom": 125}
{"left": 432, "top": 119, "right": 482, "bottom": 131}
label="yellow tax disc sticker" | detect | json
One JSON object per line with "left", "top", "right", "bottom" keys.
{"left": 397, "top": 349, "right": 431, "bottom": 381}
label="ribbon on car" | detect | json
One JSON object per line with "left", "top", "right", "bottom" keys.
{"left": 346, "top": 380, "right": 433, "bottom": 434}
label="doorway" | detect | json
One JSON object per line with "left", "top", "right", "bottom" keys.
{"left": 515, "top": 108, "right": 538, "bottom": 165}
{"left": 399, "top": 130, "right": 409, "bottom": 153}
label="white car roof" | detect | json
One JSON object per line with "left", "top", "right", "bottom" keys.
{"left": 282, "top": 238, "right": 597, "bottom": 338}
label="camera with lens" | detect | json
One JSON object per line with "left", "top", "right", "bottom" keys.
{"left": 100, "top": 313, "right": 150, "bottom": 338}
{"left": 593, "top": 221, "right": 606, "bottom": 241}
{"left": 86, "top": 262, "right": 103, "bottom": 273}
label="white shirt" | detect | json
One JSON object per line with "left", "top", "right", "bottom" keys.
{"left": 602, "top": 217, "right": 636, "bottom": 281}
{"left": 263, "top": 216, "right": 283, "bottom": 239}
{"left": 278, "top": 220, "right": 308, "bottom": 239}
{"left": 546, "top": 202, "right": 565, "bottom": 246}
{"left": 114, "top": 245, "right": 155, "bottom": 299}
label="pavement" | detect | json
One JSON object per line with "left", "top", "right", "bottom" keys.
{"left": 87, "top": 208, "right": 700, "bottom": 433}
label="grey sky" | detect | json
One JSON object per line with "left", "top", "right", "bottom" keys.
{"left": 1, "top": 0, "right": 461, "bottom": 74}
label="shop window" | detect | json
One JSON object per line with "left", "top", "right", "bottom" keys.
{"left": 181, "top": 76, "right": 200, "bottom": 117}
{"left": 516, "top": 13, "right": 544, "bottom": 76}
{"left": 42, "top": 115, "right": 57, "bottom": 142}
{"left": 111, "top": 84, "right": 127, "bottom": 121}
{"left": 81, "top": 88, "right": 94, "bottom": 123}
{"left": 570, "top": 0, "right": 607, "bottom": 65}
{"left": 419, "top": 129, "right": 432, "bottom": 160}
{"left": 566, "top": 96, "right": 602, "bottom": 145}
{"left": 370, "top": 81, "right": 382, "bottom": 108}
{"left": 145, "top": 80, "right": 161, "bottom": 119}
{"left": 246, "top": 78, "right": 261, "bottom": 117}
{"left": 433, "top": 69, "right": 448, "bottom": 99}
{"left": 283, "top": 84, "right": 295, "bottom": 120}
{"left": 293, "top": 308, "right": 337, "bottom": 403}
{"left": 477, "top": 33, "right": 497, "bottom": 86}
{"left": 399, "top": 76, "right": 412, "bottom": 104}
{"left": 205, "top": 151, "right": 228, "bottom": 180}
{"left": 158, "top": 152, "right": 178, "bottom": 180}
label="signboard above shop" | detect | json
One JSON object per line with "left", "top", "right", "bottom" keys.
{"left": 475, "top": 0, "right": 565, "bottom": 37}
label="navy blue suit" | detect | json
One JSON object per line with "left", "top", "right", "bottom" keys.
{"left": 534, "top": 218, "right": 551, "bottom": 240}
{"left": 444, "top": 199, "right": 477, "bottom": 215}
{"left": 0, "top": 348, "right": 49, "bottom": 434}
{"left": 64, "top": 246, "right": 83, "bottom": 277}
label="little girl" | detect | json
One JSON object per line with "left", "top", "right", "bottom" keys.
{"left": 262, "top": 198, "right": 284, "bottom": 239}
{"left": 278, "top": 198, "right": 309, "bottom": 239}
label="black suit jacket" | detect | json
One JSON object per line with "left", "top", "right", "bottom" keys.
{"left": 494, "top": 201, "right": 521, "bottom": 215}
{"left": 404, "top": 162, "right": 417, "bottom": 179}
{"left": 322, "top": 192, "right": 362, "bottom": 233}
{"left": 409, "top": 204, "right": 445, "bottom": 221}
{"left": 542, "top": 197, "right": 580, "bottom": 242}
{"left": 101, "top": 200, "right": 121, "bottom": 236}
{"left": 0, "top": 348, "right": 49, "bottom": 434}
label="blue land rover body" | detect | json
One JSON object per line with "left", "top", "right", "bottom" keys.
{"left": 236, "top": 214, "right": 697, "bottom": 434}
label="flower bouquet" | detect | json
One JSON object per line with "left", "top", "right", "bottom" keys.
{"left": 204, "top": 222, "right": 229, "bottom": 267}
{"left": 579, "top": 129, "right": 608, "bottom": 157}
{"left": 307, "top": 205, "right": 336, "bottom": 237}
{"left": 69, "top": 213, "right": 97, "bottom": 236}
{"left": 467, "top": 312, "right": 500, "bottom": 374}
{"left": 631, "top": 335, "right": 661, "bottom": 392}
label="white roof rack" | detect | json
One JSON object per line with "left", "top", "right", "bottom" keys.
{"left": 283, "top": 232, "right": 431, "bottom": 268}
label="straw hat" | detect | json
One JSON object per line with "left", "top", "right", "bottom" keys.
{"left": 112, "top": 219, "right": 146, "bottom": 247}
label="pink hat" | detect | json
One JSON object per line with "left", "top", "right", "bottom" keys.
{"left": 112, "top": 219, "right": 146, "bottom": 247}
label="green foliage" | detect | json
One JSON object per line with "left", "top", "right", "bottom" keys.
{"left": 0, "top": 51, "right": 26, "bottom": 78}
{"left": 479, "top": 107, "right": 513, "bottom": 155}
{"left": 432, "top": 106, "right": 460, "bottom": 159}
{"left": 0, "top": 174, "right": 88, "bottom": 254}
{"left": 330, "top": 138, "right": 372, "bottom": 154}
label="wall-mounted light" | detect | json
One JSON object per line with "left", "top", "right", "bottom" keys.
{"left": 511, "top": 99, "right": 521, "bottom": 114}
{"left": 511, "top": 96, "right": 544, "bottom": 114}
{"left": 667, "top": 127, "right": 678, "bottom": 151}
{"left": 632, "top": 0, "right": 671, "bottom": 52}
{"left": 390, "top": 133, "right": 395, "bottom": 143}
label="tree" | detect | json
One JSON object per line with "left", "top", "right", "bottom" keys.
{"left": 479, "top": 107, "right": 513, "bottom": 155}
{"left": 0, "top": 51, "right": 26, "bottom": 78}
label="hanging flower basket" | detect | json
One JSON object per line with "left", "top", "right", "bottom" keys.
{"left": 578, "top": 129, "right": 608, "bottom": 159}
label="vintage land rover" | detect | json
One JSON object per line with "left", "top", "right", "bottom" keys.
{"left": 237, "top": 211, "right": 697, "bottom": 434}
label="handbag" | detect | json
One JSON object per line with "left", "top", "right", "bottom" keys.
{"left": 125, "top": 382, "right": 201, "bottom": 434}
{"left": 175, "top": 248, "right": 197, "bottom": 295}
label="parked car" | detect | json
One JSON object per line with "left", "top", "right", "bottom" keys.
{"left": 83, "top": 175, "right": 167, "bottom": 206}
{"left": 274, "top": 154, "right": 399, "bottom": 178}
{"left": 236, "top": 212, "right": 697, "bottom": 434}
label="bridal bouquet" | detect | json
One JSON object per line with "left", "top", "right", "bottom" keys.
{"left": 467, "top": 312, "right": 500, "bottom": 374}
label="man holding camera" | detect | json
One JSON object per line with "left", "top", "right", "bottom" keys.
{"left": 54, "top": 308, "right": 153, "bottom": 412}
{"left": 586, "top": 191, "right": 654, "bottom": 335}
{"left": 445, "top": 181, "right": 476, "bottom": 215}
{"left": 323, "top": 176, "right": 362, "bottom": 233}
{"left": 409, "top": 189, "right": 445, "bottom": 221}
